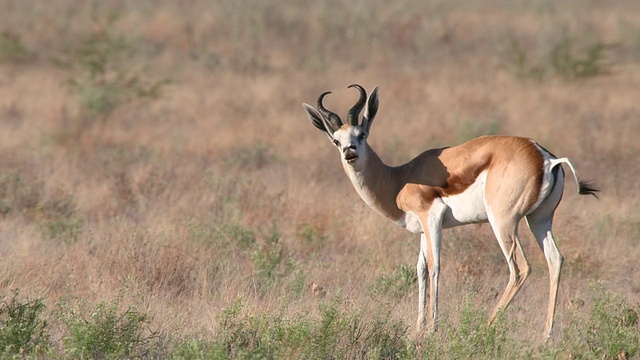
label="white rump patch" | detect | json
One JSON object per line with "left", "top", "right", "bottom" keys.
{"left": 529, "top": 144, "right": 567, "bottom": 213}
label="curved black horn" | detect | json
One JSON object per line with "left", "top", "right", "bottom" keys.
{"left": 347, "top": 84, "right": 367, "bottom": 126}
{"left": 317, "top": 91, "right": 343, "bottom": 131}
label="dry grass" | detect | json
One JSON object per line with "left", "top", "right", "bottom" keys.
{"left": 0, "top": 0, "right": 639, "bottom": 356}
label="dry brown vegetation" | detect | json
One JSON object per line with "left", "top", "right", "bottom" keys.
{"left": 0, "top": 0, "right": 639, "bottom": 357}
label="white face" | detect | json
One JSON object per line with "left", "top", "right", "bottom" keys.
{"left": 330, "top": 126, "right": 368, "bottom": 167}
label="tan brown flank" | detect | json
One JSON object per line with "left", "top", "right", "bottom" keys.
{"left": 396, "top": 136, "right": 544, "bottom": 215}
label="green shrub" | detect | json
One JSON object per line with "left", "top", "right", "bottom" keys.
{"left": 505, "top": 32, "right": 611, "bottom": 81}
{"left": 550, "top": 36, "right": 610, "bottom": 79}
{"left": 562, "top": 282, "right": 639, "bottom": 359}
{"left": 187, "top": 219, "right": 256, "bottom": 251}
{"left": 170, "top": 338, "right": 227, "bottom": 360}
{"left": 505, "top": 37, "right": 546, "bottom": 80}
{"left": 415, "top": 295, "right": 522, "bottom": 359}
{"left": 446, "top": 301, "right": 511, "bottom": 359}
{"left": 0, "top": 171, "right": 40, "bottom": 218}
{"left": 0, "top": 171, "right": 83, "bottom": 242}
{"left": 371, "top": 263, "right": 417, "bottom": 299}
{"left": 60, "top": 298, "right": 151, "bottom": 359}
{"left": 0, "top": 292, "right": 49, "bottom": 356}
{"left": 55, "top": 13, "right": 168, "bottom": 129}
{"left": 211, "top": 297, "right": 408, "bottom": 359}
{"left": 0, "top": 31, "right": 32, "bottom": 63}
{"left": 36, "top": 196, "right": 83, "bottom": 243}
{"left": 311, "top": 299, "right": 408, "bottom": 359}
{"left": 296, "top": 223, "right": 327, "bottom": 254}
{"left": 251, "top": 227, "right": 294, "bottom": 288}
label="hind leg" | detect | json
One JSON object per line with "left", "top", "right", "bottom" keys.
{"left": 527, "top": 166, "right": 565, "bottom": 340}
{"left": 487, "top": 215, "right": 531, "bottom": 324}
{"left": 527, "top": 215, "right": 563, "bottom": 340}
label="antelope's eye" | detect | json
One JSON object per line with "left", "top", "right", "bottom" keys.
{"left": 357, "top": 133, "right": 366, "bottom": 141}
{"left": 333, "top": 139, "right": 340, "bottom": 147}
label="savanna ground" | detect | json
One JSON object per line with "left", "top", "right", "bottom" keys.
{"left": 0, "top": 0, "right": 639, "bottom": 358}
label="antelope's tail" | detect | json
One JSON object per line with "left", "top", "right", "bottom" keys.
{"left": 549, "top": 157, "right": 599, "bottom": 198}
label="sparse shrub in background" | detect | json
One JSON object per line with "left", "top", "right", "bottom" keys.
{"left": 54, "top": 13, "right": 168, "bottom": 132}
{"left": 550, "top": 36, "right": 611, "bottom": 79}
{"left": 251, "top": 227, "right": 294, "bottom": 289}
{"left": 59, "top": 295, "right": 152, "bottom": 359}
{"left": 0, "top": 171, "right": 83, "bottom": 242}
{"left": 505, "top": 37, "right": 546, "bottom": 80}
{"left": 0, "top": 291, "right": 49, "bottom": 357}
{"left": 296, "top": 223, "right": 328, "bottom": 258}
{"left": 0, "top": 171, "right": 40, "bottom": 218}
{"left": 455, "top": 116, "right": 500, "bottom": 144}
{"left": 187, "top": 219, "right": 256, "bottom": 253}
{"left": 38, "top": 197, "right": 83, "bottom": 243}
{"left": 371, "top": 263, "right": 417, "bottom": 299}
{"left": 505, "top": 31, "right": 611, "bottom": 81}
{"left": 43, "top": 212, "right": 83, "bottom": 243}
{"left": 186, "top": 218, "right": 256, "bottom": 261}
{"left": 215, "top": 220, "right": 257, "bottom": 251}
{"left": 0, "top": 31, "right": 33, "bottom": 63}
{"left": 226, "top": 142, "right": 274, "bottom": 169}
{"left": 562, "top": 282, "right": 640, "bottom": 359}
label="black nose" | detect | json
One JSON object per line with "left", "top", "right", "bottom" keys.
{"left": 343, "top": 144, "right": 356, "bottom": 152}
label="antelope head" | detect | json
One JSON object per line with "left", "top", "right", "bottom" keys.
{"left": 302, "top": 84, "right": 379, "bottom": 169}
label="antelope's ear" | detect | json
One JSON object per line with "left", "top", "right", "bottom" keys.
{"left": 362, "top": 86, "right": 379, "bottom": 133}
{"left": 302, "top": 103, "right": 325, "bottom": 131}
{"left": 302, "top": 103, "right": 333, "bottom": 138}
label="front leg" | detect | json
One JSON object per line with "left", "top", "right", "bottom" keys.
{"left": 416, "top": 233, "right": 429, "bottom": 331}
{"left": 418, "top": 201, "right": 446, "bottom": 332}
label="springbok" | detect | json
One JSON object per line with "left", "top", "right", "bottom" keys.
{"left": 302, "top": 84, "right": 597, "bottom": 339}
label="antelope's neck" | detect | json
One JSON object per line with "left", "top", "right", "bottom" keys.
{"left": 343, "top": 144, "right": 405, "bottom": 222}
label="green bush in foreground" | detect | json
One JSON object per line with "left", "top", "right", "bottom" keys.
{"left": 0, "top": 283, "right": 637, "bottom": 359}
{"left": 193, "top": 296, "right": 408, "bottom": 359}
{"left": 562, "top": 282, "right": 639, "bottom": 359}
{"left": 407, "top": 295, "right": 519, "bottom": 360}
{"left": 59, "top": 298, "right": 151, "bottom": 359}
{"left": 0, "top": 292, "right": 49, "bottom": 357}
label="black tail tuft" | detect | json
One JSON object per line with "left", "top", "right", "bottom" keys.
{"left": 578, "top": 180, "right": 599, "bottom": 198}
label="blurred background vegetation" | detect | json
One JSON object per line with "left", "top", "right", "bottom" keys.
{"left": 0, "top": 0, "right": 639, "bottom": 358}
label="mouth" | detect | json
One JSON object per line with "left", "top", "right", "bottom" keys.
{"left": 344, "top": 153, "right": 358, "bottom": 163}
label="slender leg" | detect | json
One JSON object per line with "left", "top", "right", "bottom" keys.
{"left": 527, "top": 217, "right": 563, "bottom": 340}
{"left": 421, "top": 202, "right": 445, "bottom": 332}
{"left": 416, "top": 233, "right": 429, "bottom": 331}
{"left": 487, "top": 217, "right": 531, "bottom": 324}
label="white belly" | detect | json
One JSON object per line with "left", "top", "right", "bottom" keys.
{"left": 441, "top": 171, "right": 488, "bottom": 228}
{"left": 395, "top": 171, "right": 489, "bottom": 233}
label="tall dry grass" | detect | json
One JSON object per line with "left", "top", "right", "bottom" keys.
{"left": 0, "top": 0, "right": 639, "bottom": 356}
